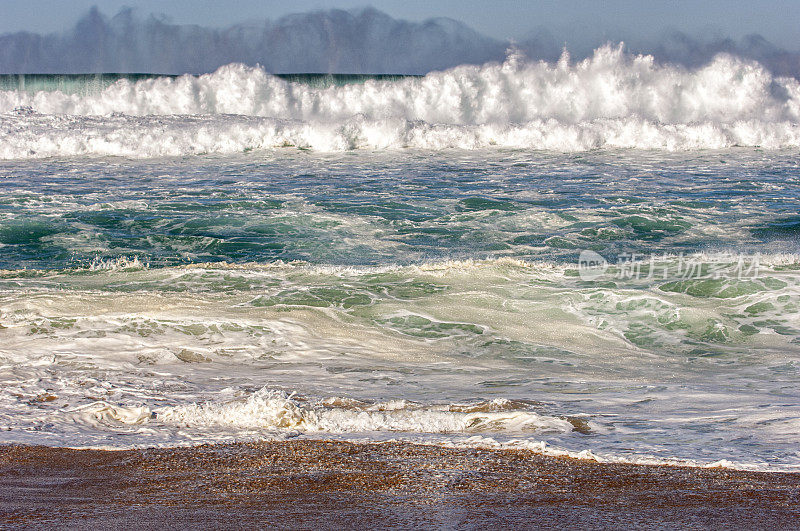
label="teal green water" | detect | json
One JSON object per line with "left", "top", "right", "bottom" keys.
{"left": 0, "top": 151, "right": 797, "bottom": 269}
{"left": 0, "top": 149, "right": 798, "bottom": 470}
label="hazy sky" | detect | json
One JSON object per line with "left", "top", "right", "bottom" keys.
{"left": 1, "top": 1, "right": 799, "bottom": 49}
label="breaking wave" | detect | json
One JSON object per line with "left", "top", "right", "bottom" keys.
{"left": 74, "top": 389, "right": 579, "bottom": 435}
{"left": 1, "top": 44, "right": 799, "bottom": 157}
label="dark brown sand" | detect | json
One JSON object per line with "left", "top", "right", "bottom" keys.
{"left": 1, "top": 440, "right": 798, "bottom": 529}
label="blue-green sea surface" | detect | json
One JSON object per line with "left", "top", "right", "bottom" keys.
{"left": 0, "top": 149, "right": 799, "bottom": 471}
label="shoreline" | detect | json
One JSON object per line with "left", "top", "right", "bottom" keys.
{"left": 2, "top": 440, "right": 799, "bottom": 528}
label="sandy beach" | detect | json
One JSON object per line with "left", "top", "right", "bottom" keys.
{"left": 1, "top": 440, "right": 798, "bottom": 528}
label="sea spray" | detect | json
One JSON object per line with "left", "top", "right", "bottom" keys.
{"left": 1, "top": 46, "right": 799, "bottom": 157}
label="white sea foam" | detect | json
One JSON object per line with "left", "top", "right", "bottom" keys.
{"left": 2, "top": 257, "right": 799, "bottom": 470}
{"left": 1, "top": 45, "right": 799, "bottom": 157}
{"left": 82, "top": 389, "right": 577, "bottom": 434}
{"left": 54, "top": 389, "right": 800, "bottom": 471}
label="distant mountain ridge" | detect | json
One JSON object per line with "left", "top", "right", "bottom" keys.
{"left": 0, "top": 7, "right": 504, "bottom": 74}
{"left": 0, "top": 6, "right": 798, "bottom": 76}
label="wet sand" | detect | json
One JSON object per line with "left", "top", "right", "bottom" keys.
{"left": 1, "top": 440, "right": 798, "bottom": 529}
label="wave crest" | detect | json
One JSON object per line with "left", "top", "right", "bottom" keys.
{"left": 1, "top": 45, "right": 799, "bottom": 156}
{"left": 72, "top": 389, "right": 578, "bottom": 435}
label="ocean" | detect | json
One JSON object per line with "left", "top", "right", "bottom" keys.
{"left": 1, "top": 46, "right": 799, "bottom": 471}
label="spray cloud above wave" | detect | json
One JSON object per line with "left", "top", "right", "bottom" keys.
{"left": 1, "top": 6, "right": 800, "bottom": 77}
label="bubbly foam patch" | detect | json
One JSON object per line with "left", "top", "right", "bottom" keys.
{"left": 1, "top": 45, "right": 799, "bottom": 157}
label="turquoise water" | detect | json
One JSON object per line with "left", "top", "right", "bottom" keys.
{"left": 1, "top": 150, "right": 798, "bottom": 269}
{"left": 0, "top": 149, "right": 799, "bottom": 470}
{"left": 1, "top": 52, "right": 799, "bottom": 469}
